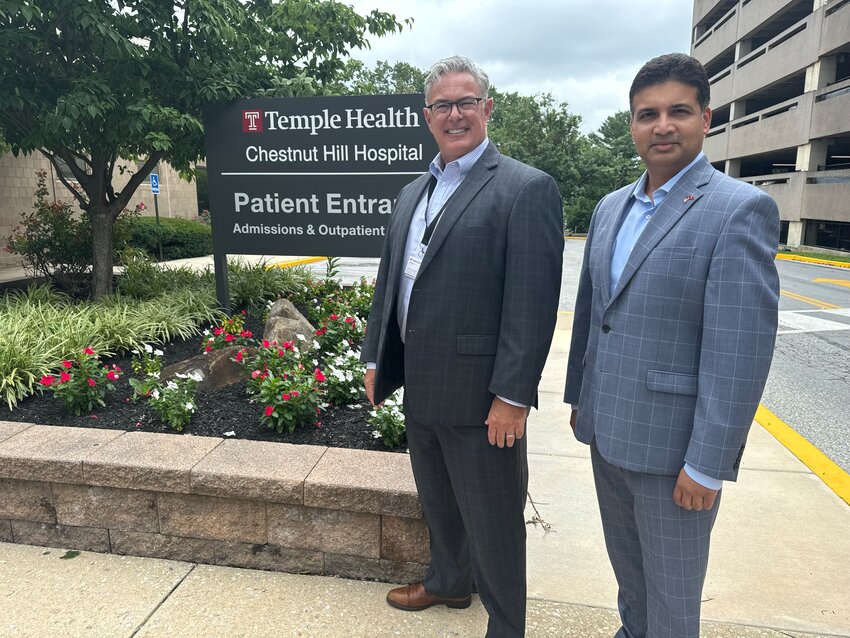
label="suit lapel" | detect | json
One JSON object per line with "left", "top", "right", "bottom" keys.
{"left": 386, "top": 173, "right": 432, "bottom": 300}
{"left": 598, "top": 188, "right": 637, "bottom": 307}
{"left": 416, "top": 145, "right": 497, "bottom": 278}
{"left": 608, "top": 157, "right": 714, "bottom": 307}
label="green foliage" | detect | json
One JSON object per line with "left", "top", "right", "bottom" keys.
{"left": 0, "top": 0, "right": 404, "bottom": 296}
{"left": 369, "top": 390, "right": 406, "bottom": 448}
{"left": 128, "top": 343, "right": 165, "bottom": 400}
{"left": 128, "top": 216, "right": 213, "bottom": 261}
{"left": 38, "top": 347, "right": 122, "bottom": 415}
{"left": 227, "top": 260, "right": 311, "bottom": 313}
{"left": 200, "top": 313, "right": 252, "bottom": 353}
{"left": 257, "top": 366, "right": 326, "bottom": 434}
{"left": 240, "top": 336, "right": 317, "bottom": 397}
{"left": 149, "top": 373, "right": 200, "bottom": 432}
{"left": 315, "top": 313, "right": 365, "bottom": 354}
{"left": 329, "top": 59, "right": 426, "bottom": 96}
{"left": 0, "top": 284, "right": 220, "bottom": 408}
{"left": 6, "top": 171, "right": 135, "bottom": 294}
{"left": 117, "top": 248, "right": 207, "bottom": 300}
{"left": 324, "top": 349, "right": 365, "bottom": 406}
{"left": 288, "top": 276, "right": 374, "bottom": 325}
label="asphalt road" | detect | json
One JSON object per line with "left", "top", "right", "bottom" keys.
{"left": 312, "top": 244, "right": 850, "bottom": 473}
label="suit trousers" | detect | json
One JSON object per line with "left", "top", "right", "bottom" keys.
{"left": 405, "top": 410, "right": 529, "bottom": 638}
{"left": 591, "top": 442, "right": 720, "bottom": 638}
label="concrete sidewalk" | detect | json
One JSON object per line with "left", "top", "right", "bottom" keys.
{"left": 1, "top": 285, "right": 848, "bottom": 636}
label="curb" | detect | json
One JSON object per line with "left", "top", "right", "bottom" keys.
{"left": 755, "top": 404, "right": 850, "bottom": 506}
{"left": 776, "top": 253, "right": 850, "bottom": 269}
{"left": 268, "top": 257, "right": 327, "bottom": 269}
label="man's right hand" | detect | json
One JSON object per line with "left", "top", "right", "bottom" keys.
{"left": 364, "top": 368, "right": 377, "bottom": 405}
{"left": 569, "top": 409, "right": 577, "bottom": 433}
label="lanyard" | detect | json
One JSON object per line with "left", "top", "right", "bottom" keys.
{"left": 421, "top": 176, "right": 452, "bottom": 246}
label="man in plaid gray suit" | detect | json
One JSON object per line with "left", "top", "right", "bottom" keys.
{"left": 361, "top": 55, "right": 563, "bottom": 637}
{"left": 565, "top": 53, "right": 779, "bottom": 638}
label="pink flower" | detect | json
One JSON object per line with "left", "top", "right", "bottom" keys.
{"left": 262, "top": 339, "right": 270, "bottom": 348}
{"left": 264, "top": 406, "right": 274, "bottom": 417}
{"left": 314, "top": 368, "right": 326, "bottom": 382}
{"left": 83, "top": 347, "right": 95, "bottom": 355}
{"left": 59, "top": 371, "right": 71, "bottom": 383}
{"left": 344, "top": 316, "right": 354, "bottom": 324}
{"left": 204, "top": 345, "right": 213, "bottom": 353}
{"left": 39, "top": 375, "right": 56, "bottom": 386}
{"left": 87, "top": 378, "right": 96, "bottom": 387}
{"left": 240, "top": 330, "right": 252, "bottom": 338}
{"left": 251, "top": 370, "right": 262, "bottom": 379}
{"left": 330, "top": 314, "right": 338, "bottom": 321}
{"left": 291, "top": 390, "right": 299, "bottom": 397}
{"left": 62, "top": 360, "right": 72, "bottom": 369}
{"left": 282, "top": 340, "right": 294, "bottom": 350}
{"left": 235, "top": 351, "right": 243, "bottom": 362}
{"left": 282, "top": 393, "right": 291, "bottom": 401}
{"left": 315, "top": 421, "right": 323, "bottom": 428}
{"left": 106, "top": 370, "right": 118, "bottom": 381}
{"left": 214, "top": 327, "right": 224, "bottom": 336}
{"left": 224, "top": 334, "right": 234, "bottom": 342}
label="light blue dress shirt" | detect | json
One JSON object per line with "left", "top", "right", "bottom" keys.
{"left": 608, "top": 152, "right": 721, "bottom": 491}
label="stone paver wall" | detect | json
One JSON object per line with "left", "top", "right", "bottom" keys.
{"left": 0, "top": 422, "right": 428, "bottom": 582}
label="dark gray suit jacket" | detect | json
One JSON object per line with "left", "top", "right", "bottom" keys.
{"left": 565, "top": 157, "right": 780, "bottom": 481}
{"left": 362, "top": 143, "right": 564, "bottom": 427}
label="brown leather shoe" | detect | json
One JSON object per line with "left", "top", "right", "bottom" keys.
{"left": 386, "top": 582, "right": 472, "bottom": 611}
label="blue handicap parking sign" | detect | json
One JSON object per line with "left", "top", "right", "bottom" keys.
{"left": 150, "top": 172, "right": 160, "bottom": 194}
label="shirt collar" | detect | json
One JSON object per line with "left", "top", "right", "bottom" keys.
{"left": 429, "top": 138, "right": 490, "bottom": 181}
{"left": 633, "top": 152, "right": 705, "bottom": 204}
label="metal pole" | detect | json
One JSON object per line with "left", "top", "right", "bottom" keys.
{"left": 153, "top": 193, "right": 163, "bottom": 261}
{"left": 214, "top": 251, "right": 231, "bottom": 315}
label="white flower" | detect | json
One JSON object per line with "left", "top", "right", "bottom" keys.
{"left": 203, "top": 329, "right": 211, "bottom": 336}
{"left": 223, "top": 430, "right": 236, "bottom": 437}
{"left": 131, "top": 349, "right": 139, "bottom": 355}
{"left": 151, "top": 389, "right": 160, "bottom": 400}
{"left": 149, "top": 371, "right": 160, "bottom": 379}
{"left": 296, "top": 333, "right": 306, "bottom": 341}
{"left": 342, "top": 339, "right": 350, "bottom": 348}
{"left": 372, "top": 430, "right": 382, "bottom": 439}
{"left": 189, "top": 372, "right": 203, "bottom": 382}
{"left": 166, "top": 380, "right": 178, "bottom": 390}
{"left": 312, "top": 339, "right": 320, "bottom": 350}
{"left": 185, "top": 402, "right": 195, "bottom": 412}
{"left": 154, "top": 349, "right": 164, "bottom": 357}
{"left": 313, "top": 358, "right": 319, "bottom": 367}
{"left": 175, "top": 372, "right": 187, "bottom": 379}
{"left": 144, "top": 344, "right": 153, "bottom": 353}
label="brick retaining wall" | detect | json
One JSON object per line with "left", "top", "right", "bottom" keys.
{"left": 0, "top": 422, "right": 429, "bottom": 582}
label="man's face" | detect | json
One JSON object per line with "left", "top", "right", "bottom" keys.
{"left": 630, "top": 80, "right": 711, "bottom": 184}
{"left": 424, "top": 71, "right": 493, "bottom": 164}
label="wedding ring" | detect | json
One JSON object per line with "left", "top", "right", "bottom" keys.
{"left": 506, "top": 434, "right": 515, "bottom": 439}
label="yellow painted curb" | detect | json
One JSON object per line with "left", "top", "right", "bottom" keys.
{"left": 776, "top": 253, "right": 850, "bottom": 269}
{"left": 565, "top": 235, "right": 587, "bottom": 241}
{"left": 755, "top": 404, "right": 850, "bottom": 506}
{"left": 267, "top": 257, "right": 327, "bottom": 270}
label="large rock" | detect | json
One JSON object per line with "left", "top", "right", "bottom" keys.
{"left": 161, "top": 346, "right": 255, "bottom": 391}
{"left": 264, "top": 299, "right": 315, "bottom": 343}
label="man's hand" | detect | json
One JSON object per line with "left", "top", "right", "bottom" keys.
{"left": 673, "top": 468, "right": 719, "bottom": 511}
{"left": 485, "top": 397, "right": 527, "bottom": 448}
{"left": 569, "top": 409, "right": 577, "bottom": 433}
{"left": 364, "top": 368, "right": 377, "bottom": 406}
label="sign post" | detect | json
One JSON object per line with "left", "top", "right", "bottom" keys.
{"left": 203, "top": 94, "right": 436, "bottom": 312}
{"left": 150, "top": 172, "right": 163, "bottom": 261}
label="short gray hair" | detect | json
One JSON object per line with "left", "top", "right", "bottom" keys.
{"left": 423, "top": 55, "right": 490, "bottom": 101}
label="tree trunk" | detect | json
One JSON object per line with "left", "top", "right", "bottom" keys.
{"left": 90, "top": 206, "right": 115, "bottom": 299}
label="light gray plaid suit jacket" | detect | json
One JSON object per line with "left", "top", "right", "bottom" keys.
{"left": 362, "top": 142, "right": 564, "bottom": 427}
{"left": 564, "top": 156, "right": 779, "bottom": 481}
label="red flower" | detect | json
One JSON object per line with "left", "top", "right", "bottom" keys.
{"left": 62, "top": 360, "right": 72, "bottom": 369}
{"left": 241, "top": 310, "right": 247, "bottom": 316}
{"left": 315, "top": 421, "right": 323, "bottom": 428}
{"left": 235, "top": 351, "right": 244, "bottom": 362}
{"left": 39, "top": 375, "right": 56, "bottom": 386}
{"left": 240, "top": 330, "right": 252, "bottom": 338}
{"left": 83, "top": 347, "right": 95, "bottom": 355}
{"left": 214, "top": 327, "right": 224, "bottom": 336}
{"left": 224, "top": 334, "right": 234, "bottom": 342}
{"left": 262, "top": 339, "right": 270, "bottom": 348}
{"left": 59, "top": 371, "right": 71, "bottom": 383}
{"left": 344, "top": 316, "right": 354, "bottom": 324}
{"left": 330, "top": 314, "right": 338, "bottom": 321}
{"left": 264, "top": 405, "right": 274, "bottom": 417}
{"left": 106, "top": 370, "right": 118, "bottom": 381}
{"left": 291, "top": 390, "right": 299, "bottom": 397}
{"left": 282, "top": 393, "right": 291, "bottom": 401}
{"left": 282, "top": 341, "right": 294, "bottom": 350}
{"left": 87, "top": 378, "right": 96, "bottom": 387}
{"left": 314, "top": 368, "right": 326, "bottom": 382}
{"left": 205, "top": 345, "right": 213, "bottom": 353}
{"left": 277, "top": 349, "right": 284, "bottom": 357}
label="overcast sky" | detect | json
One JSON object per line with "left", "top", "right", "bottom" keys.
{"left": 345, "top": 0, "right": 694, "bottom": 132}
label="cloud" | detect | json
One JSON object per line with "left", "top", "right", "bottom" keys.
{"left": 347, "top": 0, "right": 693, "bottom": 131}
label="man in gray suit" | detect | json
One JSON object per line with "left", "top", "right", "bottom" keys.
{"left": 564, "top": 53, "right": 779, "bottom": 638}
{"left": 361, "top": 55, "right": 563, "bottom": 637}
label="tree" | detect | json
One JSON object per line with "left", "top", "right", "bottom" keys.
{"left": 0, "top": 1, "right": 402, "bottom": 297}
{"left": 330, "top": 59, "right": 427, "bottom": 96}
{"left": 488, "top": 90, "right": 584, "bottom": 227}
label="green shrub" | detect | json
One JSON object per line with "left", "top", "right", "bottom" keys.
{"left": 6, "top": 170, "right": 135, "bottom": 294}
{"left": 117, "top": 249, "right": 209, "bottom": 300}
{"left": 227, "top": 259, "right": 311, "bottom": 312}
{"left": 128, "top": 216, "right": 212, "bottom": 260}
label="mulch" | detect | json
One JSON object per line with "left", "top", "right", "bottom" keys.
{"left": 3, "top": 314, "right": 404, "bottom": 453}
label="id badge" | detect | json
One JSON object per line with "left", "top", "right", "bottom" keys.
{"left": 404, "top": 253, "right": 423, "bottom": 279}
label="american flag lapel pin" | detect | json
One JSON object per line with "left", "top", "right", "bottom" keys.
{"left": 684, "top": 194, "right": 696, "bottom": 203}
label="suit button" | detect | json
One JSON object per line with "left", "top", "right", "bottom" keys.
{"left": 601, "top": 324, "right": 611, "bottom": 333}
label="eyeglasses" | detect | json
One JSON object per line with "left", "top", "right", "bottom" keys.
{"left": 425, "top": 97, "right": 486, "bottom": 117}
